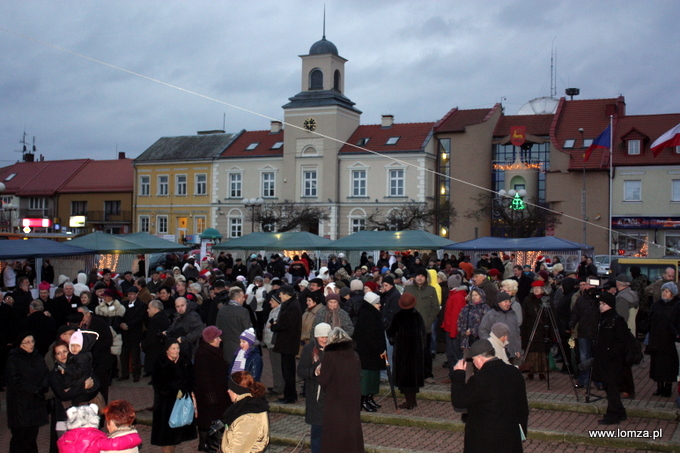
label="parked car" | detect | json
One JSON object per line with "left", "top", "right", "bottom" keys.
{"left": 594, "top": 255, "right": 610, "bottom": 276}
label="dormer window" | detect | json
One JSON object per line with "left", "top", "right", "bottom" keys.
{"left": 246, "top": 142, "right": 259, "bottom": 151}
{"left": 386, "top": 137, "right": 400, "bottom": 145}
{"left": 356, "top": 138, "right": 370, "bottom": 146}
{"left": 628, "top": 139, "right": 641, "bottom": 155}
{"left": 271, "top": 142, "right": 283, "bottom": 150}
{"left": 563, "top": 139, "right": 575, "bottom": 148}
{"left": 583, "top": 139, "right": 593, "bottom": 147}
{"left": 4, "top": 173, "right": 16, "bottom": 181}
{"left": 309, "top": 69, "right": 323, "bottom": 90}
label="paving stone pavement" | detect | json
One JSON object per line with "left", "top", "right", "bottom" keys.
{"left": 1, "top": 348, "right": 678, "bottom": 452}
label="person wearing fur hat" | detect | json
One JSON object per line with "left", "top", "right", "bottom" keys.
{"left": 353, "top": 291, "right": 387, "bottom": 412}
{"left": 301, "top": 290, "right": 324, "bottom": 351}
{"left": 312, "top": 293, "right": 354, "bottom": 338}
{"left": 5, "top": 331, "right": 49, "bottom": 453}
{"left": 231, "top": 328, "right": 262, "bottom": 382}
{"left": 441, "top": 274, "right": 468, "bottom": 377}
{"left": 317, "top": 327, "right": 365, "bottom": 452}
{"left": 57, "top": 403, "right": 142, "bottom": 453}
{"left": 297, "top": 322, "right": 331, "bottom": 453}
{"left": 647, "top": 281, "right": 680, "bottom": 398}
{"left": 386, "top": 293, "right": 426, "bottom": 409}
{"left": 194, "top": 326, "right": 231, "bottom": 451}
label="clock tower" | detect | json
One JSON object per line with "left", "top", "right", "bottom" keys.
{"left": 281, "top": 34, "right": 361, "bottom": 237}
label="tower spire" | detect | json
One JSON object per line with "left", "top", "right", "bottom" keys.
{"left": 323, "top": 4, "right": 326, "bottom": 39}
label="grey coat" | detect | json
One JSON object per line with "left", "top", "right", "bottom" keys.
{"left": 478, "top": 307, "right": 521, "bottom": 357}
{"left": 216, "top": 302, "right": 252, "bottom": 364}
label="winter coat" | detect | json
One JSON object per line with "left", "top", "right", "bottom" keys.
{"left": 312, "top": 306, "right": 354, "bottom": 337}
{"left": 120, "top": 298, "right": 146, "bottom": 346}
{"left": 100, "top": 427, "right": 142, "bottom": 453}
{"left": 386, "top": 307, "right": 425, "bottom": 391}
{"left": 478, "top": 305, "right": 521, "bottom": 357}
{"left": 457, "top": 301, "right": 490, "bottom": 349}
{"left": 20, "top": 311, "right": 56, "bottom": 357}
{"left": 451, "top": 359, "right": 528, "bottom": 453}
{"left": 317, "top": 340, "right": 365, "bottom": 453}
{"left": 297, "top": 339, "right": 325, "bottom": 425}
{"left": 194, "top": 340, "right": 231, "bottom": 430}
{"left": 569, "top": 293, "right": 600, "bottom": 340}
{"left": 380, "top": 285, "right": 402, "bottom": 329}
{"left": 522, "top": 294, "right": 553, "bottom": 353}
{"left": 231, "top": 345, "right": 263, "bottom": 382}
{"left": 271, "top": 298, "right": 302, "bottom": 356}
{"left": 141, "top": 311, "right": 170, "bottom": 375}
{"left": 220, "top": 394, "right": 270, "bottom": 453}
{"left": 352, "top": 301, "right": 387, "bottom": 371}
{"left": 58, "top": 426, "right": 142, "bottom": 453}
{"left": 167, "top": 308, "right": 204, "bottom": 358}
{"left": 151, "top": 352, "right": 197, "bottom": 446}
{"left": 592, "top": 308, "right": 628, "bottom": 385}
{"left": 262, "top": 305, "right": 280, "bottom": 349}
{"left": 477, "top": 279, "right": 498, "bottom": 308}
{"left": 5, "top": 346, "right": 49, "bottom": 429}
{"left": 342, "top": 290, "right": 365, "bottom": 326}
{"left": 301, "top": 303, "right": 322, "bottom": 343}
{"left": 404, "top": 282, "right": 440, "bottom": 333}
{"left": 216, "top": 302, "right": 253, "bottom": 364}
{"left": 441, "top": 289, "right": 467, "bottom": 338}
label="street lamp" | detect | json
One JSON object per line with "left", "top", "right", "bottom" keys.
{"left": 242, "top": 197, "right": 264, "bottom": 233}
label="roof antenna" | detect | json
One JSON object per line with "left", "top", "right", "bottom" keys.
{"left": 550, "top": 37, "right": 557, "bottom": 98}
{"left": 323, "top": 4, "right": 326, "bottom": 39}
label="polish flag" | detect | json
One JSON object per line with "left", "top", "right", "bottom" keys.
{"left": 651, "top": 123, "right": 680, "bottom": 157}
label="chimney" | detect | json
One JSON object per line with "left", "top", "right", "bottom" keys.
{"left": 270, "top": 121, "right": 283, "bottom": 134}
{"left": 381, "top": 115, "right": 394, "bottom": 128}
{"left": 118, "top": 152, "right": 126, "bottom": 159}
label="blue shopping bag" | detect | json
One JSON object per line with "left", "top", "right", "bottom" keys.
{"left": 169, "top": 393, "right": 194, "bottom": 428}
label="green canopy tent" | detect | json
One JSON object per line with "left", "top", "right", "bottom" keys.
{"left": 68, "top": 232, "right": 146, "bottom": 254}
{"left": 320, "top": 230, "right": 456, "bottom": 251}
{"left": 123, "top": 232, "right": 191, "bottom": 252}
{"left": 212, "top": 232, "right": 283, "bottom": 251}
{"left": 262, "top": 231, "right": 333, "bottom": 250}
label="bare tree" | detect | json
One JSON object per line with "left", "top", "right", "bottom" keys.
{"left": 465, "top": 192, "right": 560, "bottom": 238}
{"left": 248, "top": 200, "right": 330, "bottom": 232}
{"left": 365, "top": 201, "right": 456, "bottom": 231}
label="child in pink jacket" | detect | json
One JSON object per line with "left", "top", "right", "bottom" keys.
{"left": 57, "top": 404, "right": 142, "bottom": 453}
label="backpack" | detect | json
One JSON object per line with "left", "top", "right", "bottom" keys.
{"left": 624, "top": 329, "right": 643, "bottom": 366}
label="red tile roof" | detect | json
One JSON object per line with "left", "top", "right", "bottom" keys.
{"left": 0, "top": 159, "right": 90, "bottom": 196}
{"left": 613, "top": 114, "right": 680, "bottom": 166}
{"left": 59, "top": 159, "right": 134, "bottom": 193}
{"left": 550, "top": 96, "right": 625, "bottom": 170}
{"left": 434, "top": 105, "right": 499, "bottom": 133}
{"left": 339, "top": 122, "right": 435, "bottom": 154}
{"left": 220, "top": 130, "right": 284, "bottom": 158}
{"left": 0, "top": 161, "right": 51, "bottom": 195}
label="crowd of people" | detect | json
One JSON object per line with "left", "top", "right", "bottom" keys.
{"left": 1, "top": 249, "right": 678, "bottom": 452}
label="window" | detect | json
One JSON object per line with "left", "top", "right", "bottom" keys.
{"left": 351, "top": 217, "right": 366, "bottom": 233}
{"left": 583, "top": 139, "right": 593, "bottom": 148}
{"left": 140, "top": 175, "right": 150, "bottom": 196}
{"left": 676, "top": 146, "right": 680, "bottom": 154}
{"left": 665, "top": 235, "right": 680, "bottom": 256}
{"left": 229, "top": 173, "right": 242, "bottom": 198}
{"left": 623, "top": 180, "right": 641, "bottom": 201}
{"left": 158, "top": 175, "right": 169, "bottom": 195}
{"left": 628, "top": 140, "right": 641, "bottom": 155}
{"left": 271, "top": 141, "right": 283, "bottom": 150}
{"left": 71, "top": 201, "right": 87, "bottom": 215}
{"left": 352, "top": 170, "right": 367, "bottom": 197}
{"left": 356, "top": 138, "right": 370, "bottom": 147}
{"left": 229, "top": 217, "right": 242, "bottom": 238}
{"left": 246, "top": 143, "right": 259, "bottom": 151}
{"left": 563, "top": 139, "right": 575, "bottom": 148}
{"left": 139, "top": 215, "right": 149, "bottom": 233}
{"left": 673, "top": 180, "right": 680, "bottom": 202}
{"left": 333, "top": 70, "right": 341, "bottom": 92}
{"left": 386, "top": 136, "right": 400, "bottom": 145}
{"left": 195, "top": 216, "right": 206, "bottom": 234}
{"left": 195, "top": 174, "right": 207, "bottom": 195}
{"left": 303, "top": 170, "right": 317, "bottom": 197}
{"left": 309, "top": 69, "right": 323, "bottom": 90}
{"left": 1, "top": 196, "right": 12, "bottom": 207}
{"left": 105, "top": 201, "right": 121, "bottom": 215}
{"left": 176, "top": 175, "right": 187, "bottom": 195}
{"left": 262, "top": 172, "right": 275, "bottom": 198}
{"left": 29, "top": 197, "right": 47, "bottom": 210}
{"left": 389, "top": 169, "right": 405, "bottom": 196}
{"left": 4, "top": 173, "right": 16, "bottom": 181}
{"left": 157, "top": 215, "right": 168, "bottom": 234}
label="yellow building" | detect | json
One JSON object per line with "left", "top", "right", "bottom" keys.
{"left": 133, "top": 131, "right": 238, "bottom": 243}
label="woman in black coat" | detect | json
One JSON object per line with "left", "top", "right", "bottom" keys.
{"left": 5, "top": 331, "right": 49, "bottom": 453}
{"left": 353, "top": 293, "right": 386, "bottom": 412}
{"left": 521, "top": 282, "right": 552, "bottom": 379}
{"left": 193, "top": 327, "right": 231, "bottom": 451}
{"left": 647, "top": 282, "right": 680, "bottom": 397}
{"left": 151, "top": 339, "right": 197, "bottom": 452}
{"left": 386, "top": 292, "right": 425, "bottom": 410}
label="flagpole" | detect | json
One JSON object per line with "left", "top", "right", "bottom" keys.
{"left": 608, "top": 115, "right": 613, "bottom": 264}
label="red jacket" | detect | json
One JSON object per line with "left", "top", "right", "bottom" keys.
{"left": 441, "top": 289, "right": 467, "bottom": 338}
{"left": 57, "top": 427, "right": 141, "bottom": 453}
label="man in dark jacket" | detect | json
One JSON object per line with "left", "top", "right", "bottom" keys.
{"left": 380, "top": 277, "right": 402, "bottom": 330}
{"left": 270, "top": 285, "right": 302, "bottom": 404}
{"left": 20, "top": 300, "right": 56, "bottom": 357}
{"left": 451, "top": 339, "right": 528, "bottom": 452}
{"left": 215, "top": 287, "right": 252, "bottom": 364}
{"left": 470, "top": 269, "right": 498, "bottom": 308}
{"left": 569, "top": 281, "right": 600, "bottom": 388}
{"left": 231, "top": 258, "right": 247, "bottom": 280}
{"left": 141, "top": 300, "right": 170, "bottom": 378}
{"left": 118, "top": 287, "right": 146, "bottom": 382}
{"left": 512, "top": 265, "right": 533, "bottom": 303}
{"left": 404, "top": 269, "right": 440, "bottom": 381}
{"left": 592, "top": 292, "right": 628, "bottom": 425}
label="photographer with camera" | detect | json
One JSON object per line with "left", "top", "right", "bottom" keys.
{"left": 569, "top": 279, "right": 600, "bottom": 389}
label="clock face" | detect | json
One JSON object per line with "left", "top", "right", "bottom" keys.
{"left": 303, "top": 117, "right": 317, "bottom": 131}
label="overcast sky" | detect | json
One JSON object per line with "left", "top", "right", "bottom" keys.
{"left": 1, "top": 0, "right": 679, "bottom": 164}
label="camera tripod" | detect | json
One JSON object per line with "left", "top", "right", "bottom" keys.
{"left": 519, "top": 295, "right": 580, "bottom": 401}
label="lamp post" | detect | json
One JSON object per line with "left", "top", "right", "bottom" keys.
{"left": 242, "top": 197, "right": 264, "bottom": 233}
